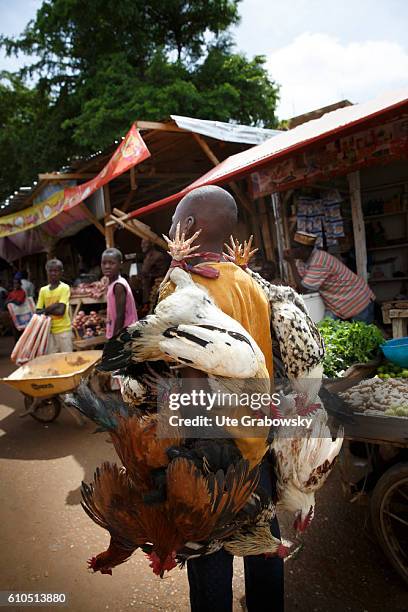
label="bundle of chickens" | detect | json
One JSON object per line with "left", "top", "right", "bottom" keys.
{"left": 73, "top": 310, "right": 106, "bottom": 338}
{"left": 71, "top": 276, "right": 109, "bottom": 300}
{"left": 68, "top": 231, "right": 343, "bottom": 578}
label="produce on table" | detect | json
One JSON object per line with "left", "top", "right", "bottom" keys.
{"left": 376, "top": 362, "right": 408, "bottom": 379}
{"left": 339, "top": 377, "right": 408, "bottom": 417}
{"left": 73, "top": 310, "right": 106, "bottom": 338}
{"left": 317, "top": 318, "right": 384, "bottom": 377}
{"left": 384, "top": 405, "right": 408, "bottom": 417}
{"left": 71, "top": 277, "right": 109, "bottom": 300}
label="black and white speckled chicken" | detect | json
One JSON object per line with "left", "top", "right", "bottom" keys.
{"left": 270, "top": 398, "right": 343, "bottom": 533}
{"left": 118, "top": 360, "right": 174, "bottom": 411}
{"left": 224, "top": 235, "right": 325, "bottom": 403}
{"left": 223, "top": 237, "right": 343, "bottom": 534}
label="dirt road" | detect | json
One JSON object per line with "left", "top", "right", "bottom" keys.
{"left": 0, "top": 338, "right": 406, "bottom": 611}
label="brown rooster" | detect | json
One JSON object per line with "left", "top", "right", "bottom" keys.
{"left": 71, "top": 385, "right": 272, "bottom": 576}
{"left": 82, "top": 455, "right": 260, "bottom": 577}
{"left": 81, "top": 463, "right": 147, "bottom": 575}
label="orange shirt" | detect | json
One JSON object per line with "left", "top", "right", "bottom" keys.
{"left": 160, "top": 262, "right": 273, "bottom": 377}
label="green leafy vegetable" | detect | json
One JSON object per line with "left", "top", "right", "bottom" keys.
{"left": 317, "top": 318, "right": 384, "bottom": 377}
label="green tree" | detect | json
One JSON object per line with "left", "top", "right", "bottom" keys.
{"left": 65, "top": 47, "right": 279, "bottom": 149}
{"left": 0, "top": 0, "right": 279, "bottom": 201}
{"left": 2, "top": 0, "right": 241, "bottom": 83}
{"left": 0, "top": 73, "right": 80, "bottom": 199}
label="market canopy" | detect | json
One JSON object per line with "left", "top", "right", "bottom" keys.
{"left": 0, "top": 125, "right": 150, "bottom": 239}
{"left": 128, "top": 89, "right": 408, "bottom": 219}
{"left": 168, "top": 115, "right": 280, "bottom": 144}
{"left": 0, "top": 115, "right": 277, "bottom": 253}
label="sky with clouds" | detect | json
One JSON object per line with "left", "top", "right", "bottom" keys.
{"left": 1, "top": 0, "right": 408, "bottom": 119}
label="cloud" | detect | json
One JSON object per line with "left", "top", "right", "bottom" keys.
{"left": 267, "top": 33, "right": 408, "bottom": 119}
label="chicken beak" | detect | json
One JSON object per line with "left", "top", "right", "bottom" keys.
{"left": 293, "top": 511, "right": 302, "bottom": 532}
{"left": 293, "top": 506, "right": 314, "bottom": 532}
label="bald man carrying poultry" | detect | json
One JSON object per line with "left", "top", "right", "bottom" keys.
{"left": 159, "top": 186, "right": 284, "bottom": 612}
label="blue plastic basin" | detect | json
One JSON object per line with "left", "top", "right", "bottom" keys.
{"left": 381, "top": 337, "right": 408, "bottom": 368}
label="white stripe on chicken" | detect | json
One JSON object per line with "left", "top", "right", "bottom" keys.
{"left": 101, "top": 267, "right": 266, "bottom": 379}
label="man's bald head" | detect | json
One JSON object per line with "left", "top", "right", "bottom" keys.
{"left": 169, "top": 186, "right": 238, "bottom": 251}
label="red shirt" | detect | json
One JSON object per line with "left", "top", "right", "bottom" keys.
{"left": 7, "top": 288, "right": 26, "bottom": 305}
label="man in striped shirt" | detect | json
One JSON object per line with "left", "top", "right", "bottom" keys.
{"left": 284, "top": 232, "right": 375, "bottom": 323}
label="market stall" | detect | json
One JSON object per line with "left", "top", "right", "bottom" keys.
{"left": 316, "top": 314, "right": 408, "bottom": 585}
{"left": 70, "top": 277, "right": 108, "bottom": 350}
{"left": 125, "top": 91, "right": 408, "bottom": 329}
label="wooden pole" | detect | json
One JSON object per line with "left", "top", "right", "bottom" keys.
{"left": 271, "top": 193, "right": 290, "bottom": 282}
{"left": 79, "top": 203, "right": 106, "bottom": 236}
{"left": 134, "top": 120, "right": 186, "bottom": 133}
{"left": 264, "top": 196, "right": 278, "bottom": 265}
{"left": 192, "top": 133, "right": 252, "bottom": 214}
{"left": 258, "top": 198, "right": 273, "bottom": 260}
{"left": 281, "top": 191, "right": 295, "bottom": 284}
{"left": 347, "top": 170, "right": 368, "bottom": 281}
{"left": 130, "top": 167, "right": 138, "bottom": 191}
{"left": 107, "top": 212, "right": 167, "bottom": 249}
{"left": 281, "top": 191, "right": 293, "bottom": 250}
{"left": 103, "top": 185, "right": 114, "bottom": 248}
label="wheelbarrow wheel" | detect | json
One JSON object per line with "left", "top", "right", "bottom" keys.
{"left": 370, "top": 462, "right": 408, "bottom": 585}
{"left": 24, "top": 396, "right": 62, "bottom": 423}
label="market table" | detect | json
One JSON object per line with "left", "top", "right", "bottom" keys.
{"left": 70, "top": 296, "right": 106, "bottom": 319}
{"left": 73, "top": 334, "right": 107, "bottom": 351}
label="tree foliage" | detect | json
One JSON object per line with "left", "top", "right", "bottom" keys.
{"left": 0, "top": 0, "right": 279, "bottom": 201}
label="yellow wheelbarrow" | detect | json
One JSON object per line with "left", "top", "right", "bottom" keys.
{"left": 1, "top": 350, "right": 102, "bottom": 423}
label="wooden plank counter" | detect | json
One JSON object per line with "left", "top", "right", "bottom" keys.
{"left": 73, "top": 335, "right": 107, "bottom": 351}
{"left": 70, "top": 296, "right": 106, "bottom": 319}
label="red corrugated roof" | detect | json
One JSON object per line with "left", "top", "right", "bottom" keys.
{"left": 130, "top": 90, "right": 408, "bottom": 219}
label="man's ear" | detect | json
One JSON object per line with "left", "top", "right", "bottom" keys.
{"left": 184, "top": 215, "right": 195, "bottom": 237}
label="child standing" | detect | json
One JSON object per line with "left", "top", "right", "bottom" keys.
{"left": 101, "top": 248, "right": 138, "bottom": 338}
{"left": 36, "top": 259, "right": 73, "bottom": 353}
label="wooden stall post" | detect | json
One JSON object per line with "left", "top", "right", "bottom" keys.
{"left": 257, "top": 198, "right": 273, "bottom": 260}
{"left": 106, "top": 209, "right": 167, "bottom": 249}
{"left": 271, "top": 192, "right": 291, "bottom": 282}
{"left": 79, "top": 203, "right": 106, "bottom": 237}
{"left": 347, "top": 171, "right": 368, "bottom": 281}
{"left": 192, "top": 133, "right": 252, "bottom": 215}
{"left": 130, "top": 167, "right": 138, "bottom": 191}
{"left": 103, "top": 184, "right": 114, "bottom": 248}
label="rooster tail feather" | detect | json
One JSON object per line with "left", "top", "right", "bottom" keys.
{"left": 67, "top": 381, "right": 130, "bottom": 430}
{"left": 80, "top": 478, "right": 109, "bottom": 530}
